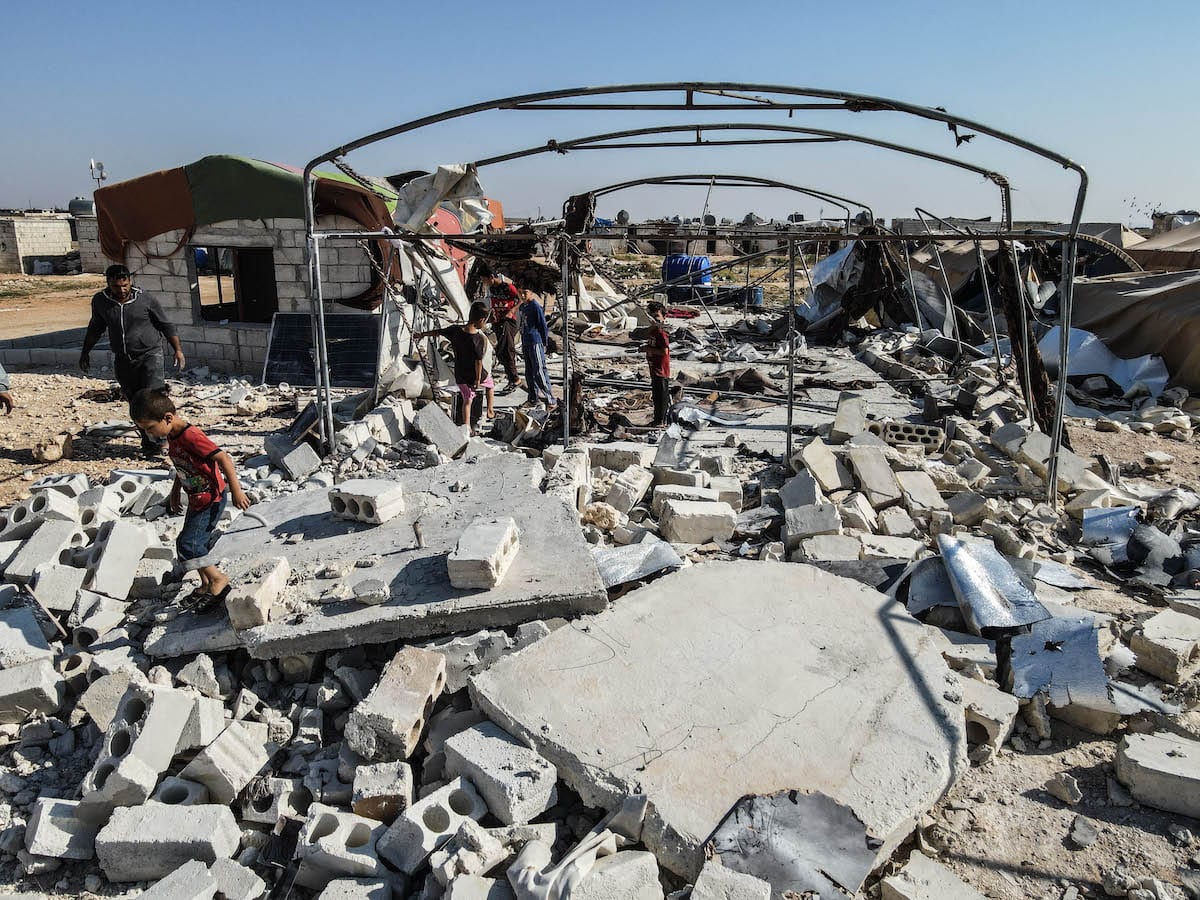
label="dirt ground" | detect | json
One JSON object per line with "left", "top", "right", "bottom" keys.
{"left": 0, "top": 369, "right": 293, "bottom": 507}
{"left": 0, "top": 273, "right": 103, "bottom": 340}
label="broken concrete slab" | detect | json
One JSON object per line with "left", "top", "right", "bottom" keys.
{"left": 265, "top": 434, "right": 322, "bottom": 481}
{"left": 414, "top": 403, "right": 470, "bottom": 459}
{"left": 880, "top": 851, "right": 986, "bottom": 900}
{"left": 572, "top": 851, "right": 663, "bottom": 900}
{"left": 690, "top": 860, "right": 770, "bottom": 900}
{"left": 779, "top": 470, "right": 822, "bottom": 511}
{"left": 0, "top": 606, "right": 53, "bottom": 669}
{"left": 795, "top": 438, "right": 853, "bottom": 493}
{"left": 95, "top": 803, "right": 239, "bottom": 881}
{"left": 1116, "top": 732, "right": 1200, "bottom": 818}
{"left": 830, "top": 394, "right": 869, "bottom": 443}
{"left": 1131, "top": 610, "right": 1200, "bottom": 685}
{"left": 0, "top": 657, "right": 64, "bottom": 724}
{"left": 846, "top": 446, "right": 903, "bottom": 510}
{"left": 606, "top": 466, "right": 653, "bottom": 515}
{"left": 794, "top": 534, "right": 862, "bottom": 562}
{"left": 651, "top": 485, "right": 719, "bottom": 516}
{"left": 471, "top": 561, "right": 966, "bottom": 879}
{"left": 183, "top": 456, "right": 604, "bottom": 659}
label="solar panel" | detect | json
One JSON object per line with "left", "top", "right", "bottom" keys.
{"left": 262, "top": 312, "right": 380, "bottom": 389}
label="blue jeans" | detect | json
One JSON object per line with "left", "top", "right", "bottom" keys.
{"left": 176, "top": 493, "right": 227, "bottom": 569}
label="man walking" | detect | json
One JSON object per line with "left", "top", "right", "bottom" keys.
{"left": 80, "top": 264, "right": 186, "bottom": 457}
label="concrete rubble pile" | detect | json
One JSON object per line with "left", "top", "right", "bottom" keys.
{"left": 2, "top": 304, "right": 1200, "bottom": 900}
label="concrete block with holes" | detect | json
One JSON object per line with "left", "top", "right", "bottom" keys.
{"left": 31, "top": 472, "right": 90, "bottom": 498}
{"left": 606, "top": 465, "right": 653, "bottom": 515}
{"left": 377, "top": 777, "right": 489, "bottom": 874}
{"left": 180, "top": 719, "right": 272, "bottom": 804}
{"left": 447, "top": 517, "right": 520, "bottom": 590}
{"left": 107, "top": 469, "right": 171, "bottom": 513}
{"left": 24, "top": 797, "right": 99, "bottom": 860}
{"left": 242, "top": 776, "right": 311, "bottom": 825}
{"left": 346, "top": 647, "right": 446, "bottom": 761}
{"left": 0, "top": 657, "right": 64, "bottom": 724}
{"left": 151, "top": 775, "right": 210, "bottom": 806}
{"left": 72, "top": 594, "right": 129, "bottom": 649}
{"left": 0, "top": 606, "right": 53, "bottom": 669}
{"left": 329, "top": 480, "right": 405, "bottom": 525}
{"left": 298, "top": 802, "right": 391, "bottom": 881}
{"left": 95, "top": 803, "right": 239, "bottom": 881}
{"left": 78, "top": 683, "right": 194, "bottom": 820}
{"left": 209, "top": 857, "right": 266, "bottom": 900}
{"left": 31, "top": 562, "right": 88, "bottom": 613}
{"left": 6, "top": 519, "right": 87, "bottom": 583}
{"left": 83, "top": 520, "right": 152, "bottom": 600}
{"left": 882, "top": 421, "right": 945, "bottom": 453}
{"left": 443, "top": 722, "right": 557, "bottom": 825}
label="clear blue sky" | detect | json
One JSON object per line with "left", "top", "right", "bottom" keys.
{"left": 3, "top": 0, "right": 1195, "bottom": 226}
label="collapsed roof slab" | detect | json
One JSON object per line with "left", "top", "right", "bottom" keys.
{"left": 148, "top": 455, "right": 606, "bottom": 659}
{"left": 470, "top": 560, "right": 967, "bottom": 881}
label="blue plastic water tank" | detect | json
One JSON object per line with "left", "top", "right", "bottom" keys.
{"left": 662, "top": 254, "right": 713, "bottom": 286}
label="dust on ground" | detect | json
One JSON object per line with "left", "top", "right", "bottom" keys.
{"left": 0, "top": 274, "right": 104, "bottom": 341}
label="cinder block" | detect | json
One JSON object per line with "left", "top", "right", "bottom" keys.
{"left": 651, "top": 485, "right": 719, "bottom": 516}
{"left": 658, "top": 500, "right": 736, "bottom": 544}
{"left": 227, "top": 557, "right": 290, "bottom": 630}
{"left": 430, "top": 819, "right": 507, "bottom": 886}
{"left": 25, "top": 798, "right": 99, "bottom": 860}
{"left": 586, "top": 442, "right": 656, "bottom": 471}
{"left": 443, "top": 723, "right": 557, "bottom": 825}
{"left": 242, "top": 775, "right": 311, "bottom": 825}
{"left": 414, "top": 403, "right": 470, "bottom": 459}
{"left": 31, "top": 563, "right": 88, "bottom": 612}
{"left": 448, "top": 517, "right": 520, "bottom": 590}
{"left": 882, "top": 421, "right": 945, "bottom": 453}
{"left": 0, "top": 657, "right": 64, "bottom": 724}
{"left": 7, "top": 519, "right": 86, "bottom": 583}
{"left": 139, "top": 859, "right": 219, "bottom": 899}
{"left": 363, "top": 402, "right": 412, "bottom": 444}
{"left": 0, "top": 497, "right": 45, "bottom": 541}
{"left": 0, "top": 606, "right": 53, "bottom": 668}
{"left": 961, "top": 677, "right": 1019, "bottom": 756}
{"left": 652, "top": 467, "right": 710, "bottom": 489}
{"left": 707, "top": 475, "right": 743, "bottom": 511}
{"left": 570, "top": 851, "right": 663, "bottom": 900}
{"left": 95, "top": 804, "right": 239, "bottom": 881}
{"left": 84, "top": 520, "right": 152, "bottom": 600}
{"left": 846, "top": 446, "right": 903, "bottom": 510}
{"left": 795, "top": 439, "right": 853, "bottom": 493}
{"left": 209, "top": 857, "right": 266, "bottom": 900}
{"left": 880, "top": 851, "right": 986, "bottom": 900}
{"left": 152, "top": 776, "right": 211, "bottom": 806}
{"left": 606, "top": 465, "right": 654, "bottom": 514}
{"left": 72, "top": 593, "right": 129, "bottom": 649}
{"left": 895, "top": 470, "right": 947, "bottom": 516}
{"left": 329, "top": 479, "right": 405, "bottom": 525}
{"left": 265, "top": 434, "right": 322, "bottom": 481}
{"left": 544, "top": 448, "right": 591, "bottom": 512}
{"left": 346, "top": 647, "right": 446, "bottom": 761}
{"left": 30, "top": 472, "right": 90, "bottom": 497}
{"left": 298, "top": 802, "right": 390, "bottom": 880}
{"left": 830, "top": 394, "right": 869, "bottom": 443}
{"left": 79, "top": 684, "right": 193, "bottom": 818}
{"left": 26, "top": 488, "right": 80, "bottom": 522}
{"left": 782, "top": 503, "right": 842, "bottom": 552}
{"left": 180, "top": 719, "right": 272, "bottom": 804}
{"left": 352, "top": 760, "right": 413, "bottom": 822}
{"left": 318, "top": 879, "right": 393, "bottom": 900}
{"left": 377, "top": 777, "right": 488, "bottom": 874}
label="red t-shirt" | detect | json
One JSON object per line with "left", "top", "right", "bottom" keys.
{"left": 489, "top": 282, "right": 518, "bottom": 323}
{"left": 647, "top": 325, "right": 671, "bottom": 378}
{"left": 169, "top": 424, "right": 227, "bottom": 511}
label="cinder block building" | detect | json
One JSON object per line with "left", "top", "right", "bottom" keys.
{"left": 0, "top": 215, "right": 74, "bottom": 274}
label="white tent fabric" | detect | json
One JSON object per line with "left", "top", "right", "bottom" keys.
{"left": 391, "top": 164, "right": 493, "bottom": 233}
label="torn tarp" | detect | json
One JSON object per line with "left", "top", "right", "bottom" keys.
{"left": 937, "top": 535, "right": 1050, "bottom": 636}
{"left": 1008, "top": 616, "right": 1119, "bottom": 730}
{"left": 391, "top": 164, "right": 493, "bottom": 233}
{"left": 709, "top": 790, "right": 879, "bottom": 898}
{"left": 1038, "top": 326, "right": 1169, "bottom": 399}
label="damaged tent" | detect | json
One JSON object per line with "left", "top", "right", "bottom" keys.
{"left": 1128, "top": 221, "right": 1200, "bottom": 272}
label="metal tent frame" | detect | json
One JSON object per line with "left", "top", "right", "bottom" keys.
{"left": 302, "top": 82, "right": 1088, "bottom": 504}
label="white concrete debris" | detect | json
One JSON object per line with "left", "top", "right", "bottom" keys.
{"left": 658, "top": 499, "right": 736, "bottom": 543}
{"left": 443, "top": 722, "right": 558, "bottom": 825}
{"left": 347, "top": 646, "right": 446, "bottom": 760}
{"left": 377, "top": 777, "right": 489, "bottom": 874}
{"left": 881, "top": 851, "right": 987, "bottom": 900}
{"left": 330, "top": 479, "right": 406, "bottom": 525}
{"left": 448, "top": 517, "right": 521, "bottom": 590}
{"left": 226, "top": 556, "right": 290, "bottom": 630}
{"left": 1116, "top": 732, "right": 1200, "bottom": 817}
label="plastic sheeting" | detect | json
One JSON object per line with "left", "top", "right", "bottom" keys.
{"left": 937, "top": 535, "right": 1050, "bottom": 636}
{"left": 392, "top": 164, "right": 493, "bottom": 233}
{"left": 1038, "top": 326, "right": 1169, "bottom": 398}
{"left": 592, "top": 540, "right": 683, "bottom": 589}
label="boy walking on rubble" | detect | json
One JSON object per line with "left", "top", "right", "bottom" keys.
{"left": 517, "top": 285, "right": 556, "bottom": 409}
{"left": 645, "top": 301, "right": 672, "bottom": 427}
{"left": 131, "top": 389, "right": 251, "bottom": 608}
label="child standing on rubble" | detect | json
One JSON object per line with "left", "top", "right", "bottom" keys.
{"left": 414, "top": 301, "right": 495, "bottom": 431}
{"left": 130, "top": 388, "right": 251, "bottom": 608}
{"left": 517, "top": 285, "right": 556, "bottom": 410}
{"left": 645, "top": 301, "right": 672, "bottom": 426}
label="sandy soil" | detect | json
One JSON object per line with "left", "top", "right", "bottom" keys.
{"left": 0, "top": 274, "right": 103, "bottom": 340}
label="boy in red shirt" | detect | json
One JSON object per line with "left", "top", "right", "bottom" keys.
{"left": 131, "top": 389, "right": 251, "bottom": 606}
{"left": 645, "top": 301, "right": 672, "bottom": 426}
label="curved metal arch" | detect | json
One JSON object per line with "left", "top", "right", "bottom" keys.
{"left": 465, "top": 121, "right": 1010, "bottom": 229}
{"left": 301, "top": 83, "right": 1086, "bottom": 508}
{"left": 581, "top": 173, "right": 874, "bottom": 232}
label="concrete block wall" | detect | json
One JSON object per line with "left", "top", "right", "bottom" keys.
{"left": 0, "top": 218, "right": 75, "bottom": 274}
{"left": 121, "top": 216, "right": 374, "bottom": 377}
{"left": 76, "top": 218, "right": 107, "bottom": 273}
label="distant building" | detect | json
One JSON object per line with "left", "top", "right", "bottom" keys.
{"left": 0, "top": 213, "right": 74, "bottom": 274}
